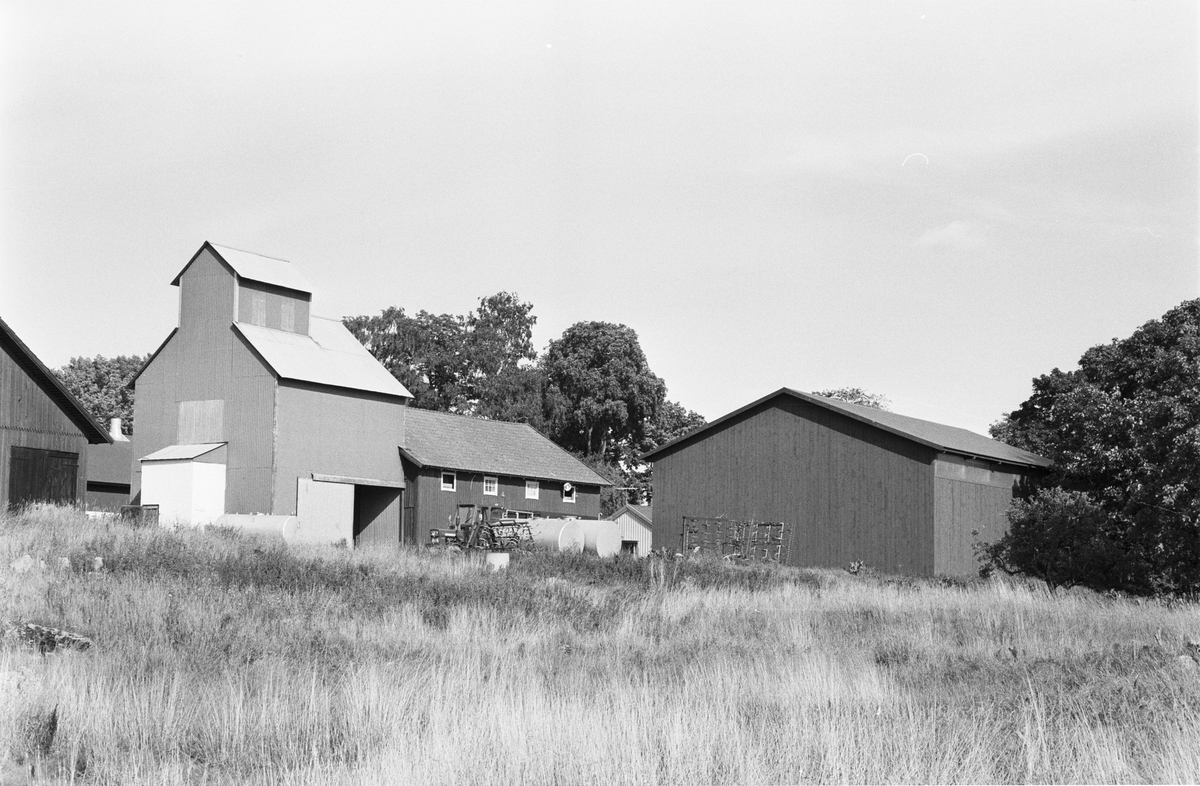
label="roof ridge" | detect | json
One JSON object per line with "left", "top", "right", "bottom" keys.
{"left": 209, "top": 242, "right": 293, "bottom": 265}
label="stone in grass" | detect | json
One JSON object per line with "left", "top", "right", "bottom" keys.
{"left": 1178, "top": 655, "right": 1199, "bottom": 673}
{"left": 9, "top": 555, "right": 36, "bottom": 574}
{"left": 3, "top": 623, "right": 93, "bottom": 654}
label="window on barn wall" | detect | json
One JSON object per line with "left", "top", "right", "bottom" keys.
{"left": 525, "top": 480, "right": 539, "bottom": 500}
{"left": 483, "top": 476, "right": 498, "bottom": 495}
{"left": 562, "top": 483, "right": 576, "bottom": 504}
{"left": 441, "top": 471, "right": 456, "bottom": 492}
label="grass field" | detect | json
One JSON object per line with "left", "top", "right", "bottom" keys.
{"left": 2, "top": 504, "right": 1199, "bottom": 784}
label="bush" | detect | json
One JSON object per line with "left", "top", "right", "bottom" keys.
{"left": 981, "top": 488, "right": 1144, "bottom": 593}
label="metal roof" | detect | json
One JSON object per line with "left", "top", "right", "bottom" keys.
{"left": 400, "top": 408, "right": 612, "bottom": 486}
{"left": 608, "top": 504, "right": 653, "bottom": 526}
{"left": 233, "top": 317, "right": 412, "bottom": 399}
{"left": 642, "top": 387, "right": 1052, "bottom": 469}
{"left": 0, "top": 316, "right": 112, "bottom": 445}
{"left": 171, "top": 241, "right": 314, "bottom": 294}
{"left": 140, "top": 443, "right": 225, "bottom": 462}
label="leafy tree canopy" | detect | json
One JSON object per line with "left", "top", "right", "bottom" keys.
{"left": 541, "top": 321, "right": 666, "bottom": 460}
{"left": 814, "top": 387, "right": 890, "bottom": 410}
{"left": 987, "top": 298, "right": 1200, "bottom": 594}
{"left": 54, "top": 354, "right": 147, "bottom": 435}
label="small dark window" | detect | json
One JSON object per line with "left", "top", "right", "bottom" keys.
{"left": 441, "top": 472, "right": 456, "bottom": 492}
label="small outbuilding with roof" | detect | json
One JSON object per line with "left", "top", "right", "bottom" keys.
{"left": 642, "top": 387, "right": 1051, "bottom": 576}
{"left": 399, "top": 407, "right": 610, "bottom": 531}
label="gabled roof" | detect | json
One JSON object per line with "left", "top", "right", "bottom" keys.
{"left": 172, "top": 241, "right": 313, "bottom": 294}
{"left": 233, "top": 317, "right": 412, "bottom": 399}
{"left": 609, "top": 504, "right": 652, "bottom": 526}
{"left": 0, "top": 316, "right": 112, "bottom": 445}
{"left": 400, "top": 408, "right": 612, "bottom": 486}
{"left": 642, "top": 387, "right": 1051, "bottom": 469}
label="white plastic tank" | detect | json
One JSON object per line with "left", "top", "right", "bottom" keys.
{"left": 214, "top": 514, "right": 300, "bottom": 539}
{"left": 527, "top": 518, "right": 585, "bottom": 553}
{"left": 578, "top": 520, "right": 622, "bottom": 557}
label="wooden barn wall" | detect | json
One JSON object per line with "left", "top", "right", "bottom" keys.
{"left": 651, "top": 398, "right": 937, "bottom": 575}
{"left": 131, "top": 248, "right": 277, "bottom": 515}
{"left": 932, "top": 455, "right": 1023, "bottom": 576}
{"left": 404, "top": 466, "right": 602, "bottom": 534}
{"left": 0, "top": 342, "right": 89, "bottom": 506}
{"left": 271, "top": 382, "right": 407, "bottom": 516}
{"left": 353, "top": 485, "right": 403, "bottom": 548}
{"left": 236, "top": 279, "right": 311, "bottom": 335}
{"left": 611, "top": 512, "right": 653, "bottom": 556}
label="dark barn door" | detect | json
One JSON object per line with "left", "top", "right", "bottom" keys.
{"left": 9, "top": 446, "right": 79, "bottom": 507}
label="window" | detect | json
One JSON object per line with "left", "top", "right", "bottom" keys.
{"left": 441, "top": 471, "right": 456, "bottom": 492}
{"left": 483, "top": 476, "right": 498, "bottom": 496}
{"left": 562, "top": 483, "right": 576, "bottom": 504}
{"left": 525, "top": 480, "right": 539, "bottom": 500}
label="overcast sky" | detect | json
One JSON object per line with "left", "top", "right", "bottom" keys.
{"left": 1, "top": 1, "right": 1196, "bottom": 435}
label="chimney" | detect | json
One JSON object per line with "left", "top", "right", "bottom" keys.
{"left": 110, "top": 417, "right": 130, "bottom": 442}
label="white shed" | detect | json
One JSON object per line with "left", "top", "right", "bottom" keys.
{"left": 607, "top": 504, "right": 652, "bottom": 557}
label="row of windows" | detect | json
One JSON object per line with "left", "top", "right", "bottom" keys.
{"left": 439, "top": 472, "right": 575, "bottom": 503}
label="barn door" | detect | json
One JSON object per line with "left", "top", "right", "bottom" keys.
{"left": 9, "top": 447, "right": 78, "bottom": 507}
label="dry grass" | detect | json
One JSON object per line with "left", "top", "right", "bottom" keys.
{"left": 2, "top": 504, "right": 1199, "bottom": 784}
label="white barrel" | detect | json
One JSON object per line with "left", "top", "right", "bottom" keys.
{"left": 578, "top": 520, "right": 622, "bottom": 557}
{"left": 484, "top": 552, "right": 510, "bottom": 571}
{"left": 214, "top": 514, "right": 300, "bottom": 539}
{"left": 527, "top": 518, "right": 585, "bottom": 553}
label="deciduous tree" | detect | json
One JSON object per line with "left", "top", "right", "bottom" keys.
{"left": 987, "top": 299, "right": 1200, "bottom": 594}
{"left": 54, "top": 354, "right": 147, "bottom": 434}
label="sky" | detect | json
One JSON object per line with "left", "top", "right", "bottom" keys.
{"left": 1, "top": 1, "right": 1196, "bottom": 436}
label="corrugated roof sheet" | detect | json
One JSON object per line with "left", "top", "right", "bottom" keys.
{"left": 233, "top": 317, "right": 412, "bottom": 399}
{"left": 87, "top": 441, "right": 133, "bottom": 484}
{"left": 401, "top": 408, "right": 612, "bottom": 486}
{"left": 171, "top": 242, "right": 314, "bottom": 294}
{"left": 140, "top": 443, "right": 225, "bottom": 462}
{"left": 0, "top": 316, "right": 112, "bottom": 445}
{"left": 643, "top": 387, "right": 1052, "bottom": 468}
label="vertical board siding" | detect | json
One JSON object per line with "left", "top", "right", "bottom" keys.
{"left": 651, "top": 397, "right": 936, "bottom": 575}
{"left": 1, "top": 342, "right": 91, "bottom": 506}
{"left": 272, "top": 383, "right": 406, "bottom": 516}
{"left": 933, "top": 455, "right": 1024, "bottom": 575}
{"left": 405, "top": 466, "right": 602, "bottom": 535}
{"left": 236, "top": 279, "right": 311, "bottom": 335}
{"left": 611, "top": 512, "right": 653, "bottom": 556}
{"left": 353, "top": 485, "right": 402, "bottom": 547}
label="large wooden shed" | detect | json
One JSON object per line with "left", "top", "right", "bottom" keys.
{"left": 1, "top": 316, "right": 112, "bottom": 509}
{"left": 399, "top": 408, "right": 610, "bottom": 533}
{"left": 129, "top": 242, "right": 414, "bottom": 545}
{"left": 642, "top": 388, "right": 1051, "bottom": 576}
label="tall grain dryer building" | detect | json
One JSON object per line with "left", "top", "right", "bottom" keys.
{"left": 643, "top": 388, "right": 1051, "bottom": 576}
{"left": 130, "top": 242, "right": 414, "bottom": 544}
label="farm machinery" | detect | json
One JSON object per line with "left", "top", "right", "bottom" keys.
{"left": 428, "top": 504, "right": 535, "bottom": 553}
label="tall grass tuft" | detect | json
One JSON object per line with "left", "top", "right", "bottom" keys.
{"left": 2, "top": 505, "right": 1198, "bottom": 783}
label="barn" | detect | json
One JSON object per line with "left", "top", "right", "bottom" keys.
{"left": 85, "top": 419, "right": 134, "bottom": 512}
{"left": 129, "top": 241, "right": 414, "bottom": 545}
{"left": 642, "top": 388, "right": 1051, "bottom": 576}
{"left": 399, "top": 407, "right": 610, "bottom": 533}
{"left": 1, "top": 316, "right": 112, "bottom": 509}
